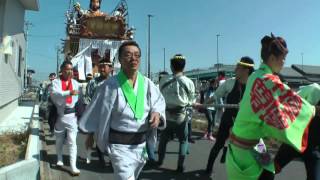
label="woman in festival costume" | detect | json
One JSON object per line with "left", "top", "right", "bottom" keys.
{"left": 79, "top": 41, "right": 166, "bottom": 180}
{"left": 226, "top": 33, "right": 318, "bottom": 180}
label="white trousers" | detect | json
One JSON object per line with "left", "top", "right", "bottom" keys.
{"left": 55, "top": 113, "right": 78, "bottom": 168}
{"left": 109, "top": 143, "right": 147, "bottom": 180}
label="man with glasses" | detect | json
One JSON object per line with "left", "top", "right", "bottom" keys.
{"left": 80, "top": 41, "right": 166, "bottom": 180}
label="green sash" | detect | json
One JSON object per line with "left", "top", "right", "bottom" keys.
{"left": 117, "top": 70, "right": 145, "bottom": 120}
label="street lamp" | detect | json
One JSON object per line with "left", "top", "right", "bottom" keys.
{"left": 24, "top": 21, "right": 33, "bottom": 88}
{"left": 147, "top": 14, "right": 154, "bottom": 78}
{"left": 301, "top": 52, "right": 304, "bottom": 84}
{"left": 216, "top": 34, "right": 221, "bottom": 73}
{"left": 56, "top": 46, "right": 62, "bottom": 75}
{"left": 163, "top": 48, "right": 166, "bottom": 72}
{"left": 301, "top": 53, "right": 304, "bottom": 72}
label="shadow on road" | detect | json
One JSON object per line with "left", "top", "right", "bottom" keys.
{"left": 140, "top": 168, "right": 212, "bottom": 180}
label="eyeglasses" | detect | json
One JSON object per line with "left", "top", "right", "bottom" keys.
{"left": 121, "top": 52, "right": 141, "bottom": 59}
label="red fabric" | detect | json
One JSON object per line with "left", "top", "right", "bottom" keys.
{"left": 301, "top": 116, "right": 313, "bottom": 152}
{"left": 229, "top": 133, "right": 259, "bottom": 149}
{"left": 61, "top": 79, "right": 73, "bottom": 104}
{"left": 250, "top": 75, "right": 302, "bottom": 130}
{"left": 274, "top": 161, "right": 282, "bottom": 174}
{"left": 218, "top": 76, "right": 225, "bottom": 81}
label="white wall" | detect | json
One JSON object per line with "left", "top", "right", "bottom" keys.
{"left": 0, "top": 0, "right": 26, "bottom": 119}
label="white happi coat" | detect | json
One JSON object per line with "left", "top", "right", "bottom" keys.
{"left": 50, "top": 78, "right": 80, "bottom": 171}
{"left": 79, "top": 75, "right": 166, "bottom": 154}
{"left": 50, "top": 78, "right": 79, "bottom": 117}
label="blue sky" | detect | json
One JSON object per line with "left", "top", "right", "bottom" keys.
{"left": 26, "top": 0, "right": 320, "bottom": 80}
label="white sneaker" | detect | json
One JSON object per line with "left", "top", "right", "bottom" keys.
{"left": 208, "top": 135, "right": 216, "bottom": 141}
{"left": 86, "top": 150, "right": 92, "bottom": 164}
{"left": 202, "top": 132, "right": 208, "bottom": 139}
{"left": 57, "top": 160, "right": 64, "bottom": 167}
{"left": 86, "top": 158, "right": 91, "bottom": 164}
{"left": 71, "top": 167, "right": 80, "bottom": 176}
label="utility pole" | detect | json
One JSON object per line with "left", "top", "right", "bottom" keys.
{"left": 56, "top": 46, "right": 60, "bottom": 75}
{"left": 216, "top": 34, "right": 220, "bottom": 73}
{"left": 147, "top": 14, "right": 154, "bottom": 78}
{"left": 301, "top": 53, "right": 304, "bottom": 72}
{"left": 301, "top": 52, "right": 304, "bottom": 85}
{"left": 24, "top": 21, "right": 33, "bottom": 88}
{"left": 163, "top": 48, "right": 166, "bottom": 72}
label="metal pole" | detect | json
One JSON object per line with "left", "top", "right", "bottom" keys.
{"left": 163, "top": 48, "right": 166, "bottom": 71}
{"left": 301, "top": 52, "right": 304, "bottom": 84}
{"left": 56, "top": 46, "right": 60, "bottom": 75}
{"left": 216, "top": 34, "right": 220, "bottom": 74}
{"left": 147, "top": 14, "right": 153, "bottom": 78}
{"left": 68, "top": 0, "right": 71, "bottom": 10}
{"left": 145, "top": 27, "right": 148, "bottom": 75}
{"left": 24, "top": 21, "right": 33, "bottom": 88}
{"left": 301, "top": 53, "right": 304, "bottom": 72}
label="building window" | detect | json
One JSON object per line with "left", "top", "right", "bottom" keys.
{"left": 18, "top": 47, "right": 22, "bottom": 77}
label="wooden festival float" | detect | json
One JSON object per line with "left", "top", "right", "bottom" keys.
{"left": 63, "top": 0, "right": 134, "bottom": 80}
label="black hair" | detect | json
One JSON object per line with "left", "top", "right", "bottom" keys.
{"left": 261, "top": 33, "right": 288, "bottom": 62}
{"left": 99, "top": 57, "right": 112, "bottom": 64}
{"left": 60, "top": 61, "right": 73, "bottom": 70}
{"left": 170, "top": 54, "right": 186, "bottom": 72}
{"left": 49, "top": 72, "right": 56, "bottom": 77}
{"left": 158, "top": 71, "right": 169, "bottom": 82}
{"left": 218, "top": 71, "right": 225, "bottom": 77}
{"left": 239, "top": 56, "right": 255, "bottom": 75}
{"left": 118, "top": 41, "right": 141, "bottom": 60}
{"left": 90, "top": 0, "right": 101, "bottom": 10}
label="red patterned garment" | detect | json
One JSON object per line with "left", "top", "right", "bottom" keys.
{"left": 61, "top": 78, "right": 73, "bottom": 104}
{"left": 226, "top": 63, "right": 315, "bottom": 180}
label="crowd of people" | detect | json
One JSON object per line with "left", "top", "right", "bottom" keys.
{"left": 39, "top": 34, "right": 320, "bottom": 180}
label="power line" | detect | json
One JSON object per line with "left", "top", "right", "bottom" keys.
{"left": 29, "top": 34, "right": 61, "bottom": 38}
{"left": 28, "top": 51, "right": 55, "bottom": 59}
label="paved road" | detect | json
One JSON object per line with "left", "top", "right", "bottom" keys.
{"left": 40, "top": 121, "right": 306, "bottom": 180}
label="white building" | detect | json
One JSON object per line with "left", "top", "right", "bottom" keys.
{"left": 0, "top": 0, "right": 39, "bottom": 119}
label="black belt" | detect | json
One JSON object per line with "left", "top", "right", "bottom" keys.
{"left": 109, "top": 128, "right": 147, "bottom": 145}
{"left": 64, "top": 107, "right": 75, "bottom": 114}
